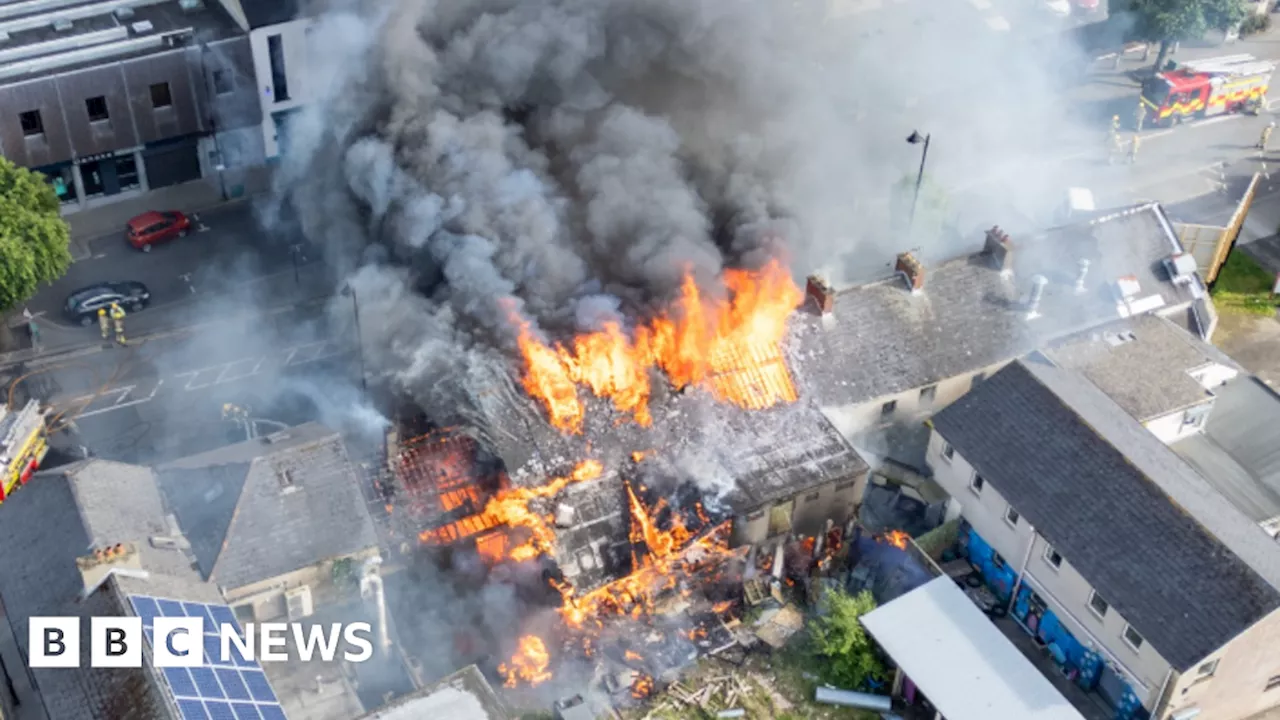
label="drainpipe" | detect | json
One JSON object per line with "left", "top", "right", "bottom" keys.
{"left": 1005, "top": 526, "right": 1038, "bottom": 615}
{"left": 1151, "top": 667, "right": 1177, "bottom": 720}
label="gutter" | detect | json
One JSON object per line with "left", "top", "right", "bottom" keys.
{"left": 1152, "top": 666, "right": 1177, "bottom": 719}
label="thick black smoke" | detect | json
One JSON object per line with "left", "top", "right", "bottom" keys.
{"left": 269, "top": 0, "right": 891, "bottom": 417}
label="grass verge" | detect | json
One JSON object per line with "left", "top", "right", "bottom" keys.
{"left": 1212, "top": 251, "right": 1279, "bottom": 316}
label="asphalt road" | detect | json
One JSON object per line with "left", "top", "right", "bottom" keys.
{"left": 8, "top": 303, "right": 362, "bottom": 465}
{"left": 23, "top": 202, "right": 319, "bottom": 334}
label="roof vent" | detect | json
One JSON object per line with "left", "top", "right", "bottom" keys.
{"left": 114, "top": 7, "right": 135, "bottom": 20}
{"left": 131, "top": 20, "right": 154, "bottom": 33}
{"left": 52, "top": 18, "right": 74, "bottom": 32}
{"left": 1104, "top": 331, "right": 1137, "bottom": 346}
{"left": 1163, "top": 253, "right": 1198, "bottom": 285}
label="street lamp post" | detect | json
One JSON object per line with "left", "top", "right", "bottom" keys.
{"left": 341, "top": 285, "right": 368, "bottom": 393}
{"left": 906, "top": 130, "right": 932, "bottom": 236}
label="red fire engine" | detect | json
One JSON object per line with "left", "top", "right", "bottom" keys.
{"left": 0, "top": 400, "right": 48, "bottom": 503}
{"left": 1140, "top": 54, "right": 1275, "bottom": 127}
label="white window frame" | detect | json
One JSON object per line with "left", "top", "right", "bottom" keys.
{"left": 941, "top": 441, "right": 954, "bottom": 462}
{"left": 1043, "top": 544, "right": 1063, "bottom": 570}
{"left": 1266, "top": 675, "right": 1280, "bottom": 692}
{"left": 1088, "top": 590, "right": 1109, "bottom": 619}
{"left": 1004, "top": 505, "right": 1020, "bottom": 527}
{"left": 969, "top": 473, "right": 984, "bottom": 495}
{"left": 1196, "top": 659, "right": 1218, "bottom": 678}
{"left": 1122, "top": 623, "right": 1144, "bottom": 651}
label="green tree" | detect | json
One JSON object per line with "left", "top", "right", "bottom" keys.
{"left": 0, "top": 157, "right": 72, "bottom": 314}
{"left": 1123, "top": 0, "right": 1248, "bottom": 71}
{"left": 808, "top": 588, "right": 886, "bottom": 690}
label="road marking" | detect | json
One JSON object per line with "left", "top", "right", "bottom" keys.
{"left": 986, "top": 15, "right": 1011, "bottom": 30}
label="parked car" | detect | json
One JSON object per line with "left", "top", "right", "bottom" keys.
{"left": 126, "top": 211, "right": 191, "bottom": 251}
{"left": 63, "top": 282, "right": 151, "bottom": 326}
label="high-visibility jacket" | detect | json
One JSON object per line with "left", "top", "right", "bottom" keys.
{"left": 109, "top": 303, "right": 126, "bottom": 320}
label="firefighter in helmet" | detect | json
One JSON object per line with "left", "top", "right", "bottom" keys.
{"left": 97, "top": 307, "right": 109, "bottom": 340}
{"left": 1111, "top": 114, "right": 1122, "bottom": 132}
{"left": 1135, "top": 101, "right": 1148, "bottom": 132}
{"left": 1128, "top": 133, "right": 1141, "bottom": 164}
{"left": 108, "top": 301, "right": 127, "bottom": 345}
{"left": 1260, "top": 121, "right": 1276, "bottom": 151}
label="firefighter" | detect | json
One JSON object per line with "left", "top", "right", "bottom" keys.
{"left": 97, "top": 308, "right": 109, "bottom": 340}
{"left": 1111, "top": 114, "right": 1121, "bottom": 133}
{"left": 1135, "top": 101, "right": 1148, "bottom": 132}
{"left": 108, "top": 302, "right": 126, "bottom": 345}
{"left": 1260, "top": 121, "right": 1276, "bottom": 151}
{"left": 1128, "top": 133, "right": 1141, "bottom": 164}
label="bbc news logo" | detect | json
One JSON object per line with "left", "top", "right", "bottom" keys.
{"left": 28, "top": 617, "right": 374, "bottom": 668}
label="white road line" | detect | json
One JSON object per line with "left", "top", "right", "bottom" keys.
{"left": 113, "top": 386, "right": 133, "bottom": 405}
{"left": 986, "top": 15, "right": 1011, "bottom": 30}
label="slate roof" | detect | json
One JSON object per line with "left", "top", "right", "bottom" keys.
{"left": 461, "top": 358, "right": 867, "bottom": 507}
{"left": 155, "top": 422, "right": 379, "bottom": 590}
{"left": 0, "top": 461, "right": 215, "bottom": 720}
{"left": 1173, "top": 376, "right": 1280, "bottom": 525}
{"left": 790, "top": 203, "right": 1205, "bottom": 408}
{"left": 1042, "top": 314, "right": 1239, "bottom": 422}
{"left": 932, "top": 359, "right": 1280, "bottom": 670}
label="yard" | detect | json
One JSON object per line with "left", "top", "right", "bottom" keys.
{"left": 1211, "top": 250, "right": 1279, "bottom": 315}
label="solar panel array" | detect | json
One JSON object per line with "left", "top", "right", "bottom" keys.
{"left": 128, "top": 595, "right": 289, "bottom": 720}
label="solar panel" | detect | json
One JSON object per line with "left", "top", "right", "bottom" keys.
{"left": 128, "top": 595, "right": 289, "bottom": 720}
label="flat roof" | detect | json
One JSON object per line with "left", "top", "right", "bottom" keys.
{"left": 861, "top": 576, "right": 1086, "bottom": 720}
{"left": 355, "top": 665, "right": 509, "bottom": 720}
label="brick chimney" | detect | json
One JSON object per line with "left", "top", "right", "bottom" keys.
{"left": 896, "top": 252, "right": 925, "bottom": 292}
{"left": 805, "top": 275, "right": 835, "bottom": 315}
{"left": 985, "top": 226, "right": 1013, "bottom": 274}
{"left": 76, "top": 543, "right": 141, "bottom": 595}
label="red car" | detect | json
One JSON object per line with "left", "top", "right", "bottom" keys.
{"left": 126, "top": 210, "right": 191, "bottom": 252}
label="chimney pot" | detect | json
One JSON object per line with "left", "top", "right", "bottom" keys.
{"left": 805, "top": 275, "right": 835, "bottom": 316}
{"left": 895, "top": 252, "right": 926, "bottom": 292}
{"left": 985, "top": 226, "right": 1014, "bottom": 274}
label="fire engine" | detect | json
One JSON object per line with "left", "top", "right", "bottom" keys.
{"left": 0, "top": 400, "right": 49, "bottom": 504}
{"left": 1140, "top": 54, "right": 1276, "bottom": 127}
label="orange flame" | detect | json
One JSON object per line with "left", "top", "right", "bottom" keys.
{"left": 516, "top": 260, "right": 803, "bottom": 433}
{"left": 499, "top": 635, "right": 552, "bottom": 688}
{"left": 712, "top": 600, "right": 734, "bottom": 614}
{"left": 631, "top": 673, "right": 655, "bottom": 699}
{"left": 624, "top": 649, "right": 643, "bottom": 662}
{"left": 884, "top": 530, "right": 910, "bottom": 549}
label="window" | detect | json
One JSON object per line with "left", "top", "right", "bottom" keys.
{"left": 992, "top": 551, "right": 1007, "bottom": 571}
{"left": 149, "top": 82, "right": 172, "bottom": 109}
{"left": 969, "top": 474, "right": 984, "bottom": 495}
{"left": 971, "top": 372, "right": 986, "bottom": 389}
{"left": 1196, "top": 659, "right": 1218, "bottom": 678}
{"left": 941, "top": 442, "right": 955, "bottom": 461}
{"left": 919, "top": 384, "right": 937, "bottom": 403}
{"left": 1088, "top": 590, "right": 1109, "bottom": 618}
{"left": 267, "top": 33, "right": 290, "bottom": 101}
{"left": 1004, "top": 505, "right": 1020, "bottom": 527}
{"left": 212, "top": 69, "right": 234, "bottom": 95}
{"left": 1267, "top": 675, "right": 1280, "bottom": 692}
{"left": 1122, "top": 624, "right": 1144, "bottom": 651}
{"left": 85, "top": 95, "right": 109, "bottom": 122}
{"left": 1043, "top": 545, "right": 1063, "bottom": 570}
{"left": 880, "top": 400, "right": 896, "bottom": 417}
{"left": 804, "top": 491, "right": 820, "bottom": 502}
{"left": 19, "top": 109, "right": 43, "bottom": 136}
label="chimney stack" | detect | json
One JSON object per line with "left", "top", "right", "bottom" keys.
{"left": 76, "top": 542, "right": 141, "bottom": 594}
{"left": 1026, "top": 275, "right": 1049, "bottom": 319}
{"left": 805, "top": 275, "right": 835, "bottom": 316}
{"left": 895, "top": 252, "right": 925, "bottom": 293}
{"left": 1075, "top": 259, "right": 1091, "bottom": 293}
{"left": 984, "top": 226, "right": 1013, "bottom": 274}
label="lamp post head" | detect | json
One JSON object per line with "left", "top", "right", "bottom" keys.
{"left": 907, "top": 130, "right": 927, "bottom": 145}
